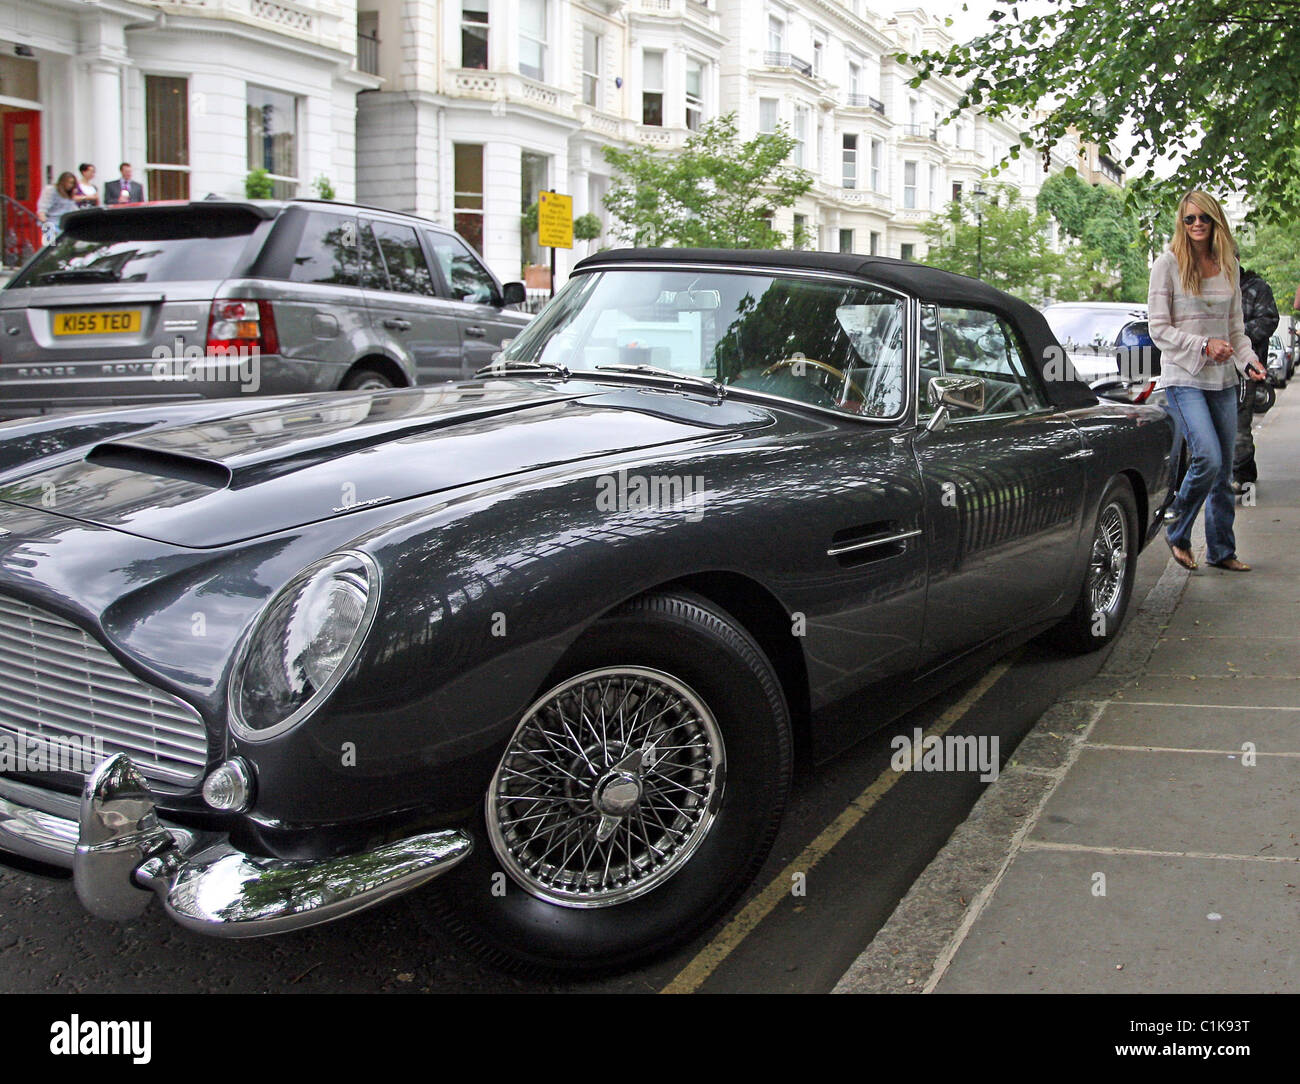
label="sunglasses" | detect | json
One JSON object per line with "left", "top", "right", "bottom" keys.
{"left": 1182, "top": 213, "right": 1214, "bottom": 226}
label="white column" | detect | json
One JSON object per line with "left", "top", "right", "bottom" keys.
{"left": 89, "top": 60, "right": 124, "bottom": 178}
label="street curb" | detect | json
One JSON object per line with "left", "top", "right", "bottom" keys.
{"left": 832, "top": 551, "right": 1192, "bottom": 994}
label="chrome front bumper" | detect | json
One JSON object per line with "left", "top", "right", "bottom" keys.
{"left": 0, "top": 754, "right": 472, "bottom": 937}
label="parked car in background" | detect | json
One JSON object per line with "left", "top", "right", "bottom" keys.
{"left": 1040, "top": 301, "right": 1159, "bottom": 404}
{"left": 0, "top": 249, "right": 1175, "bottom": 976}
{"left": 0, "top": 199, "right": 529, "bottom": 419}
{"left": 1265, "top": 332, "right": 1289, "bottom": 387}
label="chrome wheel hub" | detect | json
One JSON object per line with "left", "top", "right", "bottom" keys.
{"left": 487, "top": 666, "right": 725, "bottom": 908}
{"left": 593, "top": 772, "right": 642, "bottom": 816}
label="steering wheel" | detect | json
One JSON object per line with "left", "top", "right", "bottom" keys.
{"left": 760, "top": 358, "right": 868, "bottom": 405}
{"left": 981, "top": 384, "right": 1030, "bottom": 415}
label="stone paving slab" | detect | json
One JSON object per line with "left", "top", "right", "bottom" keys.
{"left": 1089, "top": 701, "right": 1300, "bottom": 754}
{"left": 1030, "top": 746, "right": 1300, "bottom": 856}
{"left": 933, "top": 849, "right": 1300, "bottom": 993}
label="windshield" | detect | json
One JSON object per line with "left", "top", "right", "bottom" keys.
{"left": 1042, "top": 306, "right": 1143, "bottom": 355}
{"left": 11, "top": 217, "right": 255, "bottom": 287}
{"left": 502, "top": 269, "right": 907, "bottom": 419}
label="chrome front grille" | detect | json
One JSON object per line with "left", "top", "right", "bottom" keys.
{"left": 0, "top": 595, "right": 208, "bottom": 788}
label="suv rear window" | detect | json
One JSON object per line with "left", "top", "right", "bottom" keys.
{"left": 10, "top": 206, "right": 260, "bottom": 288}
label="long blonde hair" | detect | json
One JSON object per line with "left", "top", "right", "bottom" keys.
{"left": 1170, "top": 189, "right": 1237, "bottom": 295}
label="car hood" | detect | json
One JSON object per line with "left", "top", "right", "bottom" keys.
{"left": 0, "top": 380, "right": 774, "bottom": 548}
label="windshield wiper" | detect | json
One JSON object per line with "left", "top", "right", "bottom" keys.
{"left": 38, "top": 269, "right": 121, "bottom": 284}
{"left": 594, "top": 364, "right": 726, "bottom": 396}
{"left": 474, "top": 359, "right": 569, "bottom": 379}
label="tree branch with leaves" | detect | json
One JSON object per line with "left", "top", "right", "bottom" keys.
{"left": 602, "top": 113, "right": 813, "bottom": 249}
{"left": 908, "top": 0, "right": 1300, "bottom": 225}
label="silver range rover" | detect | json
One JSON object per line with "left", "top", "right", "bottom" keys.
{"left": 0, "top": 199, "right": 531, "bottom": 419}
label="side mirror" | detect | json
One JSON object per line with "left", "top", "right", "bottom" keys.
{"left": 500, "top": 281, "right": 527, "bottom": 306}
{"left": 927, "top": 375, "right": 985, "bottom": 415}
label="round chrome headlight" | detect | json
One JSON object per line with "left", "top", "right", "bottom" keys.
{"left": 230, "top": 551, "right": 379, "bottom": 739}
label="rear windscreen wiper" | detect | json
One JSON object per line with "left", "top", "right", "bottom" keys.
{"left": 38, "top": 269, "right": 121, "bottom": 284}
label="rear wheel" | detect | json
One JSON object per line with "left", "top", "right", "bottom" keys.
{"left": 341, "top": 366, "right": 396, "bottom": 391}
{"left": 416, "top": 589, "right": 792, "bottom": 977}
{"left": 1041, "top": 476, "right": 1138, "bottom": 653}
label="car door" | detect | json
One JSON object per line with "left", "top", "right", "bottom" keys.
{"left": 423, "top": 229, "right": 531, "bottom": 375}
{"left": 360, "top": 217, "right": 463, "bottom": 384}
{"left": 912, "top": 304, "right": 1089, "bottom": 667}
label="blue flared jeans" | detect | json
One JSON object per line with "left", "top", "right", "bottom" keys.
{"left": 1164, "top": 384, "right": 1239, "bottom": 564}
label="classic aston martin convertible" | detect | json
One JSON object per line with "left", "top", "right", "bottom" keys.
{"left": 0, "top": 249, "right": 1175, "bottom": 975}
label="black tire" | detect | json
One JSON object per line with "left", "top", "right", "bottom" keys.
{"left": 415, "top": 589, "right": 793, "bottom": 977}
{"left": 341, "top": 367, "right": 396, "bottom": 391}
{"left": 1041, "top": 476, "right": 1138, "bottom": 654}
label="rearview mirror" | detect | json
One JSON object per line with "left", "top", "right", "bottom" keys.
{"left": 500, "top": 281, "right": 527, "bottom": 306}
{"left": 927, "top": 375, "right": 985, "bottom": 414}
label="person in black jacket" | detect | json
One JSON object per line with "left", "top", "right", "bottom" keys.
{"left": 1234, "top": 265, "right": 1279, "bottom": 491}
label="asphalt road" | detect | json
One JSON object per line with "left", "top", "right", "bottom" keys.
{"left": 0, "top": 537, "right": 1170, "bottom": 995}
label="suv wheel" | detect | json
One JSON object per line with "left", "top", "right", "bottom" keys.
{"left": 342, "top": 368, "right": 396, "bottom": 392}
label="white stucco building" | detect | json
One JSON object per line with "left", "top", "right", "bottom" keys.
{"left": 0, "top": 0, "right": 375, "bottom": 261}
{"left": 352, "top": 1, "right": 1097, "bottom": 288}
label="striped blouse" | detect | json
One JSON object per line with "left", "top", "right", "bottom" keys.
{"left": 1147, "top": 250, "right": 1256, "bottom": 391}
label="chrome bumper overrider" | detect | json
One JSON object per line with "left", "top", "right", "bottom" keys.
{"left": 0, "top": 754, "right": 472, "bottom": 937}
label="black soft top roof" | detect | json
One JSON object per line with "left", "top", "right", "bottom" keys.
{"left": 575, "top": 248, "right": 1097, "bottom": 410}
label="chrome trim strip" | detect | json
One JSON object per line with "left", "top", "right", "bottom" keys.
{"left": 0, "top": 787, "right": 79, "bottom": 864}
{"left": 826, "top": 528, "right": 923, "bottom": 558}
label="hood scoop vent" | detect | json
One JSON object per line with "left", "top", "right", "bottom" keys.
{"left": 86, "top": 444, "right": 233, "bottom": 490}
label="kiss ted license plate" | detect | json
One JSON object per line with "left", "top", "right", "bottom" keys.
{"left": 52, "top": 310, "right": 142, "bottom": 335}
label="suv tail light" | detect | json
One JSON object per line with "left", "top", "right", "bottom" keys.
{"left": 207, "top": 299, "right": 279, "bottom": 356}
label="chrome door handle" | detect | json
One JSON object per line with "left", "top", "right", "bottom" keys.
{"left": 383, "top": 318, "right": 411, "bottom": 331}
{"left": 465, "top": 325, "right": 486, "bottom": 338}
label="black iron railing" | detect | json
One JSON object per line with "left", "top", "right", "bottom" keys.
{"left": 763, "top": 52, "right": 813, "bottom": 77}
{"left": 1, "top": 195, "right": 41, "bottom": 269}
{"left": 357, "top": 33, "right": 380, "bottom": 76}
{"left": 846, "top": 94, "right": 886, "bottom": 115}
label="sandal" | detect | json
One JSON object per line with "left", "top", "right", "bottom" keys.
{"left": 1165, "top": 536, "right": 1197, "bottom": 570}
{"left": 1209, "top": 557, "right": 1252, "bottom": 571}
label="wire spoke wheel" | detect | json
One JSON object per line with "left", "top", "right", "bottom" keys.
{"left": 1088, "top": 500, "right": 1129, "bottom": 620}
{"left": 487, "top": 666, "right": 725, "bottom": 908}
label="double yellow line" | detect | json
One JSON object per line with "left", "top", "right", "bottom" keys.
{"left": 661, "top": 651, "right": 1019, "bottom": 994}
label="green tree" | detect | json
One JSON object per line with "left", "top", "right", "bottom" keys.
{"left": 1239, "top": 219, "right": 1300, "bottom": 315}
{"left": 905, "top": 1, "right": 1300, "bottom": 225}
{"left": 920, "top": 183, "right": 1093, "bottom": 302}
{"left": 1036, "top": 172, "right": 1149, "bottom": 301}
{"left": 602, "top": 112, "right": 813, "bottom": 248}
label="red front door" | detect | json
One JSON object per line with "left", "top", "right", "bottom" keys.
{"left": 2, "top": 110, "right": 43, "bottom": 264}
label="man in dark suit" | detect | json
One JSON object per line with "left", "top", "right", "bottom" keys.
{"left": 103, "top": 162, "right": 145, "bottom": 205}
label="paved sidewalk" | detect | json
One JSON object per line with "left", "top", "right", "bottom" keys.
{"left": 836, "top": 385, "right": 1300, "bottom": 994}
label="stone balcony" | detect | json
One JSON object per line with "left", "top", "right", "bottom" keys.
{"left": 152, "top": 0, "right": 346, "bottom": 53}
{"left": 450, "top": 69, "right": 576, "bottom": 118}
{"left": 829, "top": 186, "right": 892, "bottom": 214}
{"left": 572, "top": 105, "right": 690, "bottom": 150}
{"left": 632, "top": 0, "right": 722, "bottom": 34}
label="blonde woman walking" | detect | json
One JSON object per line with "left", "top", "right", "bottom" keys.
{"left": 1148, "top": 189, "right": 1268, "bottom": 571}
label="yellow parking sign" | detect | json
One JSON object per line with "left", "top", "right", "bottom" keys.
{"left": 538, "top": 191, "right": 573, "bottom": 249}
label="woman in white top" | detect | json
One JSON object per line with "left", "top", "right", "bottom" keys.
{"left": 74, "top": 162, "right": 98, "bottom": 207}
{"left": 1147, "top": 189, "right": 1267, "bottom": 571}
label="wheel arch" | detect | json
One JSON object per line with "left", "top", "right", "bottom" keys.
{"left": 1119, "top": 467, "right": 1148, "bottom": 548}
{"left": 342, "top": 355, "right": 410, "bottom": 389}
{"left": 628, "top": 571, "right": 813, "bottom": 762}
